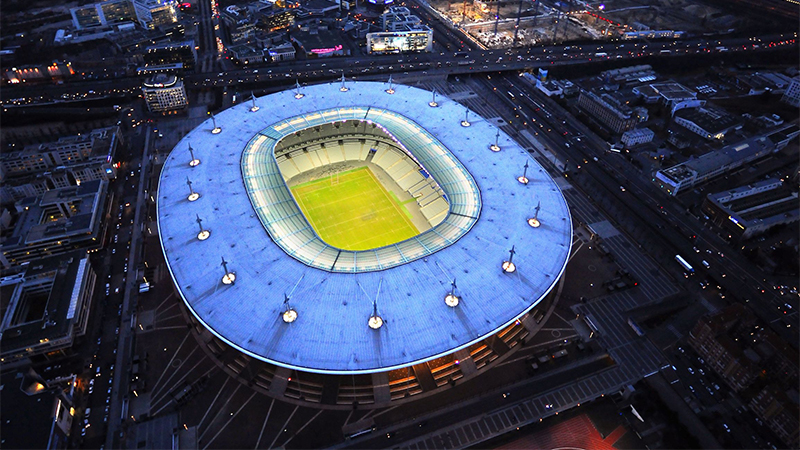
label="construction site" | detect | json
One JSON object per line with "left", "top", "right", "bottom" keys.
{"left": 426, "top": 0, "right": 776, "bottom": 48}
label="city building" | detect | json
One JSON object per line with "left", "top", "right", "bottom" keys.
{"left": 620, "top": 128, "right": 654, "bottom": 147}
{"left": 648, "top": 82, "right": 699, "bottom": 115}
{"left": 381, "top": 6, "right": 421, "bottom": 31}
{"left": 749, "top": 385, "right": 800, "bottom": 448}
{"left": 70, "top": 0, "right": 136, "bottom": 30}
{"left": 0, "top": 252, "right": 96, "bottom": 365}
{"left": 621, "top": 30, "right": 684, "bottom": 39}
{"left": 602, "top": 65, "right": 657, "bottom": 85}
{"left": 229, "top": 44, "right": 264, "bottom": 65}
{"left": 0, "top": 369, "right": 76, "bottom": 448}
{"left": 293, "top": 28, "right": 346, "bottom": 57}
{"left": 366, "top": 30, "right": 433, "bottom": 54}
{"left": 0, "top": 180, "right": 109, "bottom": 268}
{"left": 367, "top": 7, "right": 432, "bottom": 54}
{"left": 221, "top": 5, "right": 257, "bottom": 44}
{"left": 654, "top": 125, "right": 799, "bottom": 196}
{"left": 781, "top": 75, "right": 800, "bottom": 107}
{"left": 577, "top": 90, "right": 638, "bottom": 134}
{"left": 673, "top": 107, "right": 743, "bottom": 141}
{"left": 133, "top": 0, "right": 178, "bottom": 29}
{"left": 736, "top": 71, "right": 795, "bottom": 96}
{"left": 142, "top": 73, "right": 188, "bottom": 113}
{"left": 143, "top": 40, "right": 196, "bottom": 71}
{"left": 702, "top": 178, "right": 799, "bottom": 240}
{"left": 0, "top": 126, "right": 121, "bottom": 204}
{"left": 267, "top": 42, "right": 295, "bottom": 62}
{"left": 156, "top": 81, "right": 571, "bottom": 408}
{"left": 3, "top": 61, "right": 76, "bottom": 84}
{"left": 256, "top": 7, "right": 295, "bottom": 32}
{"left": 136, "top": 62, "right": 184, "bottom": 75}
{"left": 688, "top": 304, "right": 759, "bottom": 391}
{"left": 365, "top": 0, "right": 395, "bottom": 9}
{"left": 0, "top": 126, "right": 121, "bottom": 178}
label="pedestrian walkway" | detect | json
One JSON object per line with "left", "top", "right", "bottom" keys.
{"left": 395, "top": 363, "right": 641, "bottom": 450}
{"left": 495, "top": 415, "right": 626, "bottom": 450}
{"left": 562, "top": 188, "right": 679, "bottom": 303}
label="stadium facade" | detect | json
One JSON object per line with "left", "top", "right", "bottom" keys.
{"left": 157, "top": 81, "right": 572, "bottom": 408}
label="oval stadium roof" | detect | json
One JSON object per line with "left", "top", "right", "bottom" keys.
{"left": 157, "top": 81, "right": 572, "bottom": 374}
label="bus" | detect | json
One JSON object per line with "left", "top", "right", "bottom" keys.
{"left": 675, "top": 255, "right": 694, "bottom": 274}
{"left": 627, "top": 318, "right": 645, "bottom": 336}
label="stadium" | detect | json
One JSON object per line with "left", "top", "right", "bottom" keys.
{"left": 157, "top": 80, "right": 572, "bottom": 408}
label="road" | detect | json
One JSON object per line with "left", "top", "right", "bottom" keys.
{"left": 2, "top": 32, "right": 796, "bottom": 104}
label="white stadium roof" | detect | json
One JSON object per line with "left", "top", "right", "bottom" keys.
{"left": 157, "top": 81, "right": 572, "bottom": 374}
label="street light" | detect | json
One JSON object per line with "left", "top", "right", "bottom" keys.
{"left": 461, "top": 108, "right": 471, "bottom": 127}
{"left": 339, "top": 72, "right": 349, "bottom": 92}
{"left": 294, "top": 80, "right": 304, "bottom": 99}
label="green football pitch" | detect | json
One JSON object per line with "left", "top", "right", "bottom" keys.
{"left": 291, "top": 166, "right": 420, "bottom": 251}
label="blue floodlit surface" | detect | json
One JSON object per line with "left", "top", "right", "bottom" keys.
{"left": 157, "top": 81, "right": 572, "bottom": 374}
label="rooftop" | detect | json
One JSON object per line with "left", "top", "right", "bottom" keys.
{"left": 2, "top": 179, "right": 107, "bottom": 251}
{"left": 649, "top": 81, "right": 696, "bottom": 102}
{"left": 157, "top": 81, "right": 572, "bottom": 374}
{"left": 0, "top": 252, "right": 88, "bottom": 358}
{"left": 674, "top": 107, "right": 742, "bottom": 136}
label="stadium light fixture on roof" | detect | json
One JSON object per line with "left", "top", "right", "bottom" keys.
{"left": 490, "top": 129, "right": 501, "bottom": 152}
{"left": 429, "top": 88, "right": 438, "bottom": 107}
{"left": 186, "top": 177, "right": 200, "bottom": 201}
{"left": 528, "top": 201, "right": 542, "bottom": 228}
{"left": 196, "top": 214, "right": 210, "bottom": 240}
{"left": 444, "top": 278, "right": 460, "bottom": 307}
{"left": 385, "top": 74, "right": 395, "bottom": 94}
{"left": 294, "top": 80, "right": 304, "bottom": 99}
{"left": 282, "top": 293, "right": 297, "bottom": 323}
{"left": 518, "top": 160, "right": 529, "bottom": 184}
{"left": 368, "top": 281, "right": 384, "bottom": 330}
{"left": 188, "top": 143, "right": 200, "bottom": 167}
{"left": 339, "top": 72, "right": 349, "bottom": 92}
{"left": 250, "top": 92, "right": 259, "bottom": 112}
{"left": 220, "top": 257, "right": 236, "bottom": 285}
{"left": 502, "top": 245, "right": 517, "bottom": 273}
{"left": 210, "top": 112, "right": 221, "bottom": 134}
{"left": 461, "top": 108, "right": 471, "bottom": 127}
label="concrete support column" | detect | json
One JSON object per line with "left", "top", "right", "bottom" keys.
{"left": 372, "top": 371, "right": 391, "bottom": 404}
{"left": 454, "top": 349, "right": 477, "bottom": 376}
{"left": 269, "top": 366, "right": 291, "bottom": 396}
